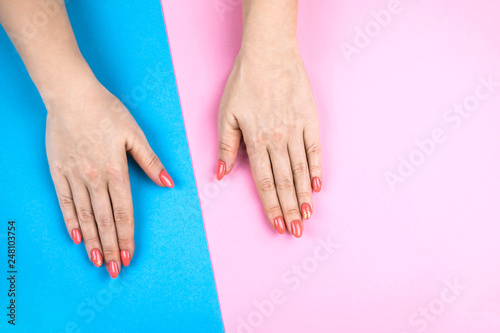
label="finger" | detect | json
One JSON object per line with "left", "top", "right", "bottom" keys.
{"left": 288, "top": 136, "right": 313, "bottom": 220}
{"left": 217, "top": 112, "right": 241, "bottom": 180}
{"left": 89, "top": 184, "right": 121, "bottom": 278}
{"left": 304, "top": 123, "right": 322, "bottom": 193}
{"left": 52, "top": 175, "right": 81, "bottom": 245}
{"left": 107, "top": 161, "right": 134, "bottom": 267}
{"left": 247, "top": 148, "right": 286, "bottom": 234}
{"left": 70, "top": 181, "right": 103, "bottom": 268}
{"left": 269, "top": 148, "right": 304, "bottom": 238}
{"left": 127, "top": 132, "right": 174, "bottom": 188}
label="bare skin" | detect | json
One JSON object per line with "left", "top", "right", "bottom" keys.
{"left": 0, "top": 0, "right": 173, "bottom": 278}
{"left": 0, "top": 0, "right": 322, "bottom": 283}
{"left": 218, "top": 0, "right": 322, "bottom": 237}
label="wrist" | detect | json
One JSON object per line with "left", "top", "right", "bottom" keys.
{"left": 38, "top": 58, "right": 99, "bottom": 115}
{"left": 240, "top": 35, "right": 298, "bottom": 62}
{"left": 242, "top": 0, "right": 297, "bottom": 52}
{"left": 241, "top": 0, "right": 298, "bottom": 62}
{"left": 238, "top": 38, "right": 300, "bottom": 71}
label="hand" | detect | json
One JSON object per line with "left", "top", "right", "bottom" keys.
{"left": 217, "top": 46, "right": 322, "bottom": 238}
{"left": 0, "top": 0, "right": 174, "bottom": 276}
{"left": 45, "top": 76, "right": 174, "bottom": 278}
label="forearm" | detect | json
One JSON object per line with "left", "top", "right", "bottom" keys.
{"left": 0, "top": 0, "right": 95, "bottom": 102}
{"left": 241, "top": 0, "right": 298, "bottom": 62}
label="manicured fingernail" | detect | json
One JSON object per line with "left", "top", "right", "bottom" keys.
{"left": 91, "top": 249, "right": 103, "bottom": 267}
{"left": 216, "top": 160, "right": 226, "bottom": 181}
{"left": 291, "top": 220, "right": 303, "bottom": 238}
{"left": 71, "top": 229, "right": 81, "bottom": 244}
{"left": 312, "top": 177, "right": 322, "bottom": 193}
{"left": 301, "top": 203, "right": 312, "bottom": 220}
{"left": 159, "top": 170, "right": 174, "bottom": 188}
{"left": 108, "top": 261, "right": 119, "bottom": 279}
{"left": 121, "top": 250, "right": 131, "bottom": 267}
{"left": 274, "top": 217, "right": 285, "bottom": 234}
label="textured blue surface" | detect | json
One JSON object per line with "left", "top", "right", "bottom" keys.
{"left": 0, "top": 1, "right": 223, "bottom": 332}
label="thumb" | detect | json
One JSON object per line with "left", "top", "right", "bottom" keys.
{"left": 217, "top": 114, "right": 241, "bottom": 181}
{"left": 127, "top": 134, "right": 174, "bottom": 188}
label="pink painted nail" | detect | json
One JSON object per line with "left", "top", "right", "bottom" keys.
{"left": 312, "top": 177, "right": 322, "bottom": 193}
{"left": 291, "top": 220, "right": 303, "bottom": 238}
{"left": 274, "top": 217, "right": 286, "bottom": 234}
{"left": 121, "top": 250, "right": 131, "bottom": 267}
{"left": 108, "top": 261, "right": 119, "bottom": 279}
{"left": 71, "top": 229, "right": 81, "bottom": 245}
{"left": 216, "top": 160, "right": 226, "bottom": 181}
{"left": 91, "top": 249, "right": 103, "bottom": 267}
{"left": 159, "top": 170, "right": 174, "bottom": 188}
{"left": 301, "top": 203, "right": 312, "bottom": 220}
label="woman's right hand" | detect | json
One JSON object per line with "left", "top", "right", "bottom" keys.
{"left": 216, "top": 0, "right": 322, "bottom": 238}
{"left": 45, "top": 74, "right": 174, "bottom": 278}
{"left": 217, "top": 47, "right": 322, "bottom": 238}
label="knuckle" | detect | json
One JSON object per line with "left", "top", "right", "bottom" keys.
{"left": 267, "top": 205, "right": 282, "bottom": 215}
{"left": 271, "top": 129, "right": 285, "bottom": 143}
{"left": 306, "top": 143, "right": 322, "bottom": 157}
{"left": 244, "top": 142, "right": 260, "bottom": 156}
{"left": 102, "top": 248, "right": 117, "bottom": 260}
{"left": 144, "top": 151, "right": 160, "bottom": 169}
{"left": 84, "top": 235, "right": 100, "bottom": 245}
{"left": 51, "top": 161, "right": 67, "bottom": 175}
{"left": 287, "top": 122, "right": 297, "bottom": 132}
{"left": 96, "top": 216, "right": 114, "bottom": 232}
{"left": 284, "top": 208, "right": 301, "bottom": 217}
{"left": 105, "top": 164, "right": 124, "bottom": 181}
{"left": 114, "top": 209, "right": 132, "bottom": 227}
{"left": 77, "top": 209, "right": 95, "bottom": 223}
{"left": 292, "top": 162, "right": 308, "bottom": 176}
{"left": 64, "top": 216, "right": 79, "bottom": 227}
{"left": 296, "top": 190, "right": 310, "bottom": 198}
{"left": 219, "top": 141, "right": 235, "bottom": 154}
{"left": 309, "top": 165, "right": 322, "bottom": 174}
{"left": 59, "top": 195, "right": 74, "bottom": 208}
{"left": 246, "top": 133, "right": 267, "bottom": 152}
{"left": 117, "top": 237, "right": 134, "bottom": 249}
{"left": 83, "top": 167, "right": 102, "bottom": 184}
{"left": 267, "top": 130, "right": 287, "bottom": 150}
{"left": 276, "top": 178, "right": 294, "bottom": 192}
{"left": 258, "top": 178, "right": 276, "bottom": 193}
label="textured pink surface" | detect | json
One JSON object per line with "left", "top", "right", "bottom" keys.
{"left": 162, "top": 1, "right": 500, "bottom": 332}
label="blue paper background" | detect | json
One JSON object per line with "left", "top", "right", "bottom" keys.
{"left": 0, "top": 1, "right": 223, "bottom": 332}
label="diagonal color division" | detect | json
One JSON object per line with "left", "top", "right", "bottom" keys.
{"left": 0, "top": 1, "right": 223, "bottom": 332}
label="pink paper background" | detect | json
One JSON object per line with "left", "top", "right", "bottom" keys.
{"left": 162, "top": 0, "right": 500, "bottom": 332}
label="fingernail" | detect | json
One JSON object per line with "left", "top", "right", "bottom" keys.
{"left": 159, "top": 170, "right": 174, "bottom": 188}
{"left": 91, "top": 249, "right": 103, "bottom": 267}
{"left": 71, "top": 229, "right": 81, "bottom": 245}
{"left": 108, "top": 261, "right": 119, "bottom": 279}
{"left": 121, "top": 250, "right": 131, "bottom": 267}
{"left": 274, "top": 217, "right": 285, "bottom": 234}
{"left": 291, "top": 220, "right": 303, "bottom": 238}
{"left": 301, "top": 203, "right": 312, "bottom": 220}
{"left": 216, "top": 160, "right": 226, "bottom": 181}
{"left": 312, "top": 177, "right": 322, "bottom": 193}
